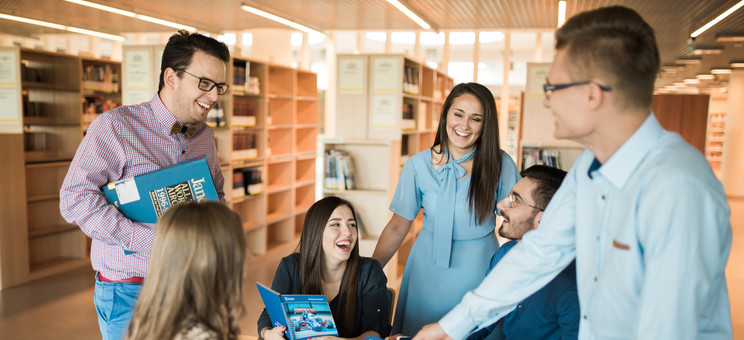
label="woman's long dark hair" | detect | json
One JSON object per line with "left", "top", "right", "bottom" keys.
{"left": 432, "top": 82, "right": 503, "bottom": 225}
{"left": 298, "top": 196, "right": 360, "bottom": 337}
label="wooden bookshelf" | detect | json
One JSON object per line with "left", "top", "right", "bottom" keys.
{"left": 320, "top": 139, "right": 402, "bottom": 281}
{"left": 706, "top": 111, "right": 725, "bottom": 170}
{"left": 0, "top": 46, "right": 319, "bottom": 290}
{"left": 0, "top": 46, "right": 91, "bottom": 289}
{"left": 227, "top": 57, "right": 319, "bottom": 258}
{"left": 80, "top": 57, "right": 121, "bottom": 136}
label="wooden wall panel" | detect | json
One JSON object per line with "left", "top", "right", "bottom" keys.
{"left": 651, "top": 94, "right": 709, "bottom": 153}
{"left": 0, "top": 134, "right": 30, "bottom": 289}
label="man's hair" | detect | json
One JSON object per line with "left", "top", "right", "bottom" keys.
{"left": 521, "top": 165, "right": 567, "bottom": 210}
{"left": 556, "top": 6, "right": 659, "bottom": 109}
{"left": 158, "top": 30, "right": 230, "bottom": 92}
{"left": 126, "top": 201, "right": 245, "bottom": 340}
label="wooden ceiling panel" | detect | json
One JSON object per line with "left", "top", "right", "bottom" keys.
{"left": 0, "top": 0, "right": 743, "bottom": 86}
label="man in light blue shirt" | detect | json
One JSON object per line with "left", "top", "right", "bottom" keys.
{"left": 413, "top": 5, "right": 732, "bottom": 340}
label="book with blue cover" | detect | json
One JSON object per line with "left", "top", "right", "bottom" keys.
{"left": 257, "top": 281, "right": 339, "bottom": 340}
{"left": 101, "top": 155, "right": 219, "bottom": 223}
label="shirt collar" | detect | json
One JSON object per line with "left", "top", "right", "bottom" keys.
{"left": 588, "top": 112, "right": 664, "bottom": 188}
{"left": 150, "top": 94, "right": 181, "bottom": 135}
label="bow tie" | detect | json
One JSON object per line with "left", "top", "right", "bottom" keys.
{"left": 170, "top": 121, "right": 197, "bottom": 138}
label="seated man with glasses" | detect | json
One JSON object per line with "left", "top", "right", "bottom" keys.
{"left": 467, "top": 165, "right": 575, "bottom": 340}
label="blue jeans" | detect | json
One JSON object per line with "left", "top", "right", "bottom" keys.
{"left": 94, "top": 273, "right": 142, "bottom": 340}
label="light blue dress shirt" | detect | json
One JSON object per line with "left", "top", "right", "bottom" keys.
{"left": 440, "top": 113, "right": 733, "bottom": 339}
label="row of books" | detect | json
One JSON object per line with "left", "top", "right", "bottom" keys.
{"left": 22, "top": 97, "right": 43, "bottom": 117}
{"left": 20, "top": 62, "right": 43, "bottom": 82}
{"left": 83, "top": 95, "right": 119, "bottom": 115}
{"left": 233, "top": 97, "right": 258, "bottom": 126}
{"left": 403, "top": 65, "right": 419, "bottom": 95}
{"left": 23, "top": 132, "right": 46, "bottom": 151}
{"left": 323, "top": 150, "right": 356, "bottom": 190}
{"left": 521, "top": 147, "right": 561, "bottom": 170}
{"left": 233, "top": 132, "right": 258, "bottom": 160}
{"left": 232, "top": 168, "right": 263, "bottom": 197}
{"left": 401, "top": 102, "right": 415, "bottom": 130}
{"left": 232, "top": 62, "right": 260, "bottom": 94}
{"left": 82, "top": 64, "right": 118, "bottom": 83}
{"left": 206, "top": 102, "right": 226, "bottom": 127}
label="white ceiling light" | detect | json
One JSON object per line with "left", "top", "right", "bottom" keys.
{"left": 0, "top": 12, "right": 124, "bottom": 41}
{"left": 696, "top": 74, "right": 715, "bottom": 80}
{"left": 420, "top": 32, "right": 444, "bottom": 45}
{"left": 557, "top": 1, "right": 567, "bottom": 28}
{"left": 240, "top": 3, "right": 324, "bottom": 36}
{"left": 731, "top": 61, "right": 744, "bottom": 68}
{"left": 366, "top": 32, "right": 387, "bottom": 42}
{"left": 385, "top": 0, "right": 431, "bottom": 30}
{"left": 683, "top": 78, "right": 701, "bottom": 84}
{"left": 391, "top": 32, "right": 416, "bottom": 45}
{"left": 479, "top": 32, "right": 505, "bottom": 43}
{"left": 450, "top": 32, "right": 476, "bottom": 45}
{"left": 692, "top": 45, "right": 724, "bottom": 55}
{"left": 711, "top": 68, "right": 733, "bottom": 74}
{"left": 676, "top": 56, "right": 702, "bottom": 64}
{"left": 65, "top": 0, "right": 195, "bottom": 31}
{"left": 690, "top": 0, "right": 744, "bottom": 38}
{"left": 716, "top": 32, "right": 744, "bottom": 42}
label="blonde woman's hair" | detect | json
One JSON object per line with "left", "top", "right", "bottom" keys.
{"left": 126, "top": 201, "right": 246, "bottom": 340}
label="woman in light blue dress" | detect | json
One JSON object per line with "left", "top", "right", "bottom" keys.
{"left": 372, "top": 83, "right": 520, "bottom": 336}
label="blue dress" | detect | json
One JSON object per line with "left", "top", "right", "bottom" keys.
{"left": 390, "top": 148, "right": 520, "bottom": 335}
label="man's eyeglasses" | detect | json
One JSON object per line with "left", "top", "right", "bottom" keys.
{"left": 543, "top": 80, "right": 611, "bottom": 99}
{"left": 507, "top": 191, "right": 544, "bottom": 211}
{"left": 180, "top": 69, "right": 229, "bottom": 95}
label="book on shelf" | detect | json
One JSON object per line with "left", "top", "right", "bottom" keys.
{"left": 401, "top": 102, "right": 415, "bottom": 130}
{"left": 232, "top": 96, "right": 257, "bottom": 126}
{"left": 257, "top": 282, "right": 338, "bottom": 340}
{"left": 245, "top": 168, "right": 264, "bottom": 195}
{"left": 521, "top": 147, "right": 561, "bottom": 171}
{"left": 232, "top": 170, "right": 245, "bottom": 198}
{"left": 101, "top": 155, "right": 219, "bottom": 223}
{"left": 23, "top": 131, "right": 47, "bottom": 151}
{"left": 324, "top": 150, "right": 356, "bottom": 190}
{"left": 82, "top": 64, "right": 119, "bottom": 92}
{"left": 206, "top": 101, "right": 225, "bottom": 127}
{"left": 233, "top": 62, "right": 247, "bottom": 87}
{"left": 232, "top": 132, "right": 258, "bottom": 160}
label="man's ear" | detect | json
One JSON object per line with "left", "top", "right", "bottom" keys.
{"left": 163, "top": 67, "right": 179, "bottom": 90}
{"left": 586, "top": 81, "right": 606, "bottom": 110}
{"left": 533, "top": 211, "right": 545, "bottom": 230}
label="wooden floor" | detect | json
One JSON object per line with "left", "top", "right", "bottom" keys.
{"left": 1, "top": 198, "right": 743, "bottom": 339}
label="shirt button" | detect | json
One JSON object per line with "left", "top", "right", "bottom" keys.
{"left": 518, "top": 305, "right": 522, "bottom": 309}
{"left": 594, "top": 277, "right": 598, "bottom": 282}
{"left": 583, "top": 315, "right": 588, "bottom": 320}
{"left": 601, "top": 195, "right": 606, "bottom": 200}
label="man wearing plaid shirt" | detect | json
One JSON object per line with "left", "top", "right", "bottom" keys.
{"left": 60, "top": 30, "right": 229, "bottom": 340}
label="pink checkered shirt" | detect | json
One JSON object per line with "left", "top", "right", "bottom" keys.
{"left": 60, "top": 94, "right": 225, "bottom": 280}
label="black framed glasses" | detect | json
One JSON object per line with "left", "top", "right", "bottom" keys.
{"left": 543, "top": 80, "right": 611, "bottom": 99}
{"left": 180, "top": 69, "right": 229, "bottom": 95}
{"left": 507, "top": 191, "right": 544, "bottom": 211}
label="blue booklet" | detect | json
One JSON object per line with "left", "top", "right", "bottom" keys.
{"left": 257, "top": 281, "right": 339, "bottom": 340}
{"left": 101, "top": 155, "right": 219, "bottom": 223}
